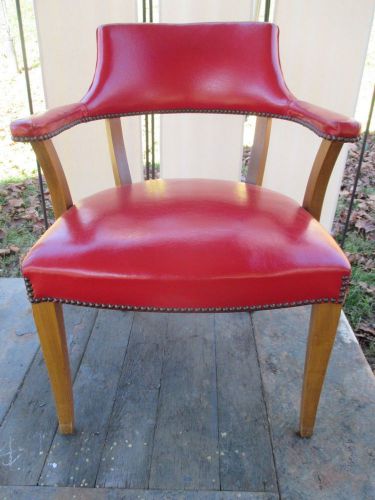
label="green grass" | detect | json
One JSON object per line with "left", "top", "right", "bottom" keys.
{"left": 342, "top": 232, "right": 374, "bottom": 363}
{"left": 343, "top": 233, "right": 374, "bottom": 327}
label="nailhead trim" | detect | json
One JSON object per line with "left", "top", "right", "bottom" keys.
{"left": 12, "top": 110, "right": 360, "bottom": 143}
{"left": 23, "top": 274, "right": 351, "bottom": 313}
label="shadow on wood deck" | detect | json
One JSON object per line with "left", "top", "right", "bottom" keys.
{"left": 0, "top": 278, "right": 374, "bottom": 500}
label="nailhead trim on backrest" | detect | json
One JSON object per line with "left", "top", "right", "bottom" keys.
{"left": 12, "top": 110, "right": 360, "bottom": 143}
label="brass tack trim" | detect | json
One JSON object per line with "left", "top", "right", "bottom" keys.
{"left": 12, "top": 110, "right": 360, "bottom": 143}
{"left": 23, "top": 274, "right": 351, "bottom": 313}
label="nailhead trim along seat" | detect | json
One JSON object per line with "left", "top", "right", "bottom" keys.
{"left": 22, "top": 180, "right": 351, "bottom": 311}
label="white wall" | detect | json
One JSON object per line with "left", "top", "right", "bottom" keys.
{"left": 159, "top": 0, "right": 258, "bottom": 181}
{"left": 34, "top": 0, "right": 142, "bottom": 202}
{"left": 264, "top": 0, "right": 374, "bottom": 229}
{"left": 34, "top": 0, "right": 374, "bottom": 226}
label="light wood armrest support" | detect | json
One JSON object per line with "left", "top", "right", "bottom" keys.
{"left": 32, "top": 140, "right": 73, "bottom": 218}
{"left": 105, "top": 118, "right": 132, "bottom": 185}
{"left": 246, "top": 117, "right": 272, "bottom": 186}
{"left": 303, "top": 140, "right": 343, "bottom": 221}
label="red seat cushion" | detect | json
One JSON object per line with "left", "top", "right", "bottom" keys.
{"left": 23, "top": 179, "right": 350, "bottom": 311}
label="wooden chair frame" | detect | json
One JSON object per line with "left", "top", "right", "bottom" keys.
{"left": 29, "top": 115, "right": 344, "bottom": 438}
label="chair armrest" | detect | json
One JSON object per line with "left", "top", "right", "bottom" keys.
{"left": 288, "top": 99, "right": 360, "bottom": 141}
{"left": 10, "top": 103, "right": 87, "bottom": 142}
{"left": 10, "top": 99, "right": 360, "bottom": 143}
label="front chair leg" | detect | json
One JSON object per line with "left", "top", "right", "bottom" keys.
{"left": 300, "top": 302, "right": 342, "bottom": 437}
{"left": 32, "top": 302, "right": 74, "bottom": 434}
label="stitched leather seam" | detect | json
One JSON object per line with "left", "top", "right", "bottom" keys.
{"left": 23, "top": 275, "right": 351, "bottom": 312}
{"left": 12, "top": 110, "right": 360, "bottom": 143}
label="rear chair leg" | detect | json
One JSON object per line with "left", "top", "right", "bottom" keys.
{"left": 300, "top": 303, "right": 342, "bottom": 437}
{"left": 32, "top": 302, "right": 74, "bottom": 434}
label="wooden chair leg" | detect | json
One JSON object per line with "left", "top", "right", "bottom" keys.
{"left": 32, "top": 302, "right": 74, "bottom": 434}
{"left": 300, "top": 302, "right": 342, "bottom": 438}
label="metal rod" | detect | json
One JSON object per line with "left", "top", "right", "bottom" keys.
{"left": 15, "top": 0, "right": 48, "bottom": 230}
{"left": 341, "top": 84, "right": 375, "bottom": 248}
{"left": 145, "top": 114, "right": 150, "bottom": 180}
{"left": 264, "top": 0, "right": 271, "bottom": 22}
{"left": 142, "top": 0, "right": 146, "bottom": 22}
{"left": 148, "top": 0, "right": 155, "bottom": 178}
{"left": 151, "top": 113, "right": 155, "bottom": 178}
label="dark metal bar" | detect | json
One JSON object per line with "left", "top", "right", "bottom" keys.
{"left": 142, "top": 0, "right": 146, "bottom": 22}
{"left": 145, "top": 114, "right": 150, "bottom": 180}
{"left": 264, "top": 0, "right": 271, "bottom": 22}
{"left": 15, "top": 0, "right": 48, "bottom": 229}
{"left": 341, "top": 84, "right": 375, "bottom": 248}
{"left": 148, "top": 0, "right": 155, "bottom": 178}
{"left": 151, "top": 113, "right": 155, "bottom": 178}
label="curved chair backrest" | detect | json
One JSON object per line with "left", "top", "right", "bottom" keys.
{"left": 83, "top": 23, "right": 291, "bottom": 118}
{"left": 10, "top": 22, "right": 360, "bottom": 220}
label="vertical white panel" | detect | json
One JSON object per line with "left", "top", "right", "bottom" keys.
{"left": 264, "top": 0, "right": 374, "bottom": 229}
{"left": 34, "top": 0, "right": 142, "bottom": 202}
{"left": 160, "top": 0, "right": 257, "bottom": 181}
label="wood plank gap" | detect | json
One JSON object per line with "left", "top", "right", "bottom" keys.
{"left": 146, "top": 316, "right": 167, "bottom": 489}
{"left": 213, "top": 313, "right": 222, "bottom": 492}
{"left": 214, "top": 312, "right": 277, "bottom": 492}
{"left": 148, "top": 313, "right": 220, "bottom": 490}
{"left": 0, "top": 485, "right": 280, "bottom": 499}
{"left": 0, "top": 346, "right": 40, "bottom": 428}
{"left": 91, "top": 311, "right": 136, "bottom": 485}
{"left": 36, "top": 309, "right": 99, "bottom": 485}
{"left": 0, "top": 279, "right": 40, "bottom": 423}
{"left": 0, "top": 306, "right": 98, "bottom": 486}
{"left": 249, "top": 312, "right": 281, "bottom": 498}
{"left": 39, "top": 310, "right": 134, "bottom": 487}
{"left": 95, "top": 312, "right": 168, "bottom": 489}
{"left": 36, "top": 307, "right": 108, "bottom": 486}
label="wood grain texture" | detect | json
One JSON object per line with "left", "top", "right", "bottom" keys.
{"left": 0, "top": 485, "right": 279, "bottom": 499}
{"left": 149, "top": 313, "right": 220, "bottom": 491}
{"left": 32, "top": 303, "right": 74, "bottom": 434}
{"left": 96, "top": 312, "right": 168, "bottom": 489}
{"left": 302, "top": 139, "right": 343, "bottom": 220}
{"left": 215, "top": 313, "right": 277, "bottom": 492}
{"left": 0, "top": 279, "right": 39, "bottom": 423}
{"left": 0, "top": 306, "right": 97, "bottom": 486}
{"left": 39, "top": 310, "right": 134, "bottom": 487}
{"left": 246, "top": 117, "right": 272, "bottom": 186}
{"left": 32, "top": 140, "right": 73, "bottom": 218}
{"left": 252, "top": 306, "right": 375, "bottom": 499}
{"left": 300, "top": 303, "right": 342, "bottom": 437}
{"left": 105, "top": 118, "right": 132, "bottom": 185}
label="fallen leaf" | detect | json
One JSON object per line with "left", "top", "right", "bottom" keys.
{"left": 7, "top": 198, "right": 24, "bottom": 208}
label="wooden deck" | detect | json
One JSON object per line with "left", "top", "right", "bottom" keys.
{"left": 0, "top": 279, "right": 374, "bottom": 499}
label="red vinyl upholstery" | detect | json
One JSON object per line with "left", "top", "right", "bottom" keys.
{"left": 23, "top": 180, "right": 350, "bottom": 311}
{"left": 11, "top": 23, "right": 360, "bottom": 142}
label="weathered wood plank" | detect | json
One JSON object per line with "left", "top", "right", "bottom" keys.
{"left": 0, "top": 485, "right": 279, "bottom": 499}
{"left": 0, "top": 279, "right": 39, "bottom": 423}
{"left": 149, "top": 313, "right": 220, "bottom": 491}
{"left": 252, "top": 307, "right": 375, "bottom": 500}
{"left": 0, "top": 305, "right": 97, "bottom": 485}
{"left": 214, "top": 313, "right": 277, "bottom": 492}
{"left": 96, "top": 312, "right": 168, "bottom": 489}
{"left": 39, "top": 310, "right": 134, "bottom": 488}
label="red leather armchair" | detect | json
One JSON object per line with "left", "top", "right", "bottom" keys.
{"left": 11, "top": 23, "right": 360, "bottom": 437}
